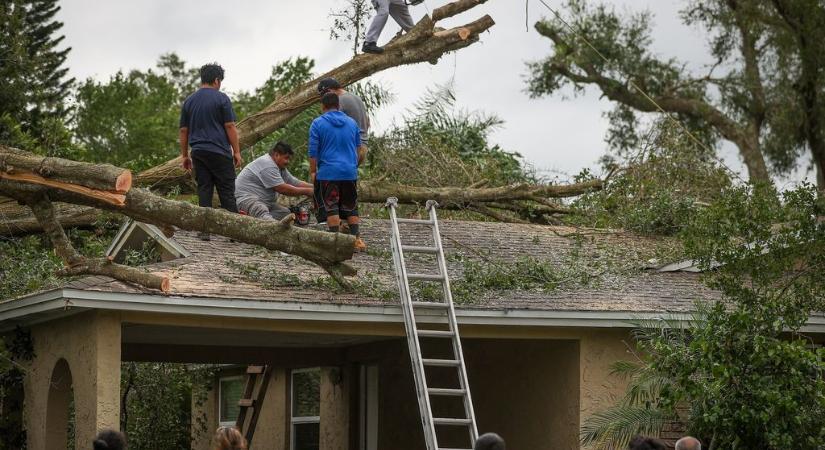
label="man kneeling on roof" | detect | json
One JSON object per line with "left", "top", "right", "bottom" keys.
{"left": 234, "top": 141, "right": 314, "bottom": 220}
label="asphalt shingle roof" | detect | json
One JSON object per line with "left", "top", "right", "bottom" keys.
{"left": 58, "top": 219, "right": 720, "bottom": 313}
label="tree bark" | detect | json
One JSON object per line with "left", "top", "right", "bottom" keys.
{"left": 0, "top": 144, "right": 132, "bottom": 193}
{"left": 136, "top": 1, "right": 495, "bottom": 192}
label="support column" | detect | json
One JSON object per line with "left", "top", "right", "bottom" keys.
{"left": 24, "top": 310, "right": 122, "bottom": 450}
{"left": 320, "top": 366, "right": 351, "bottom": 450}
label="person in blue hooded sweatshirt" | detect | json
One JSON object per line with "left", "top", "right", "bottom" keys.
{"left": 309, "top": 92, "right": 366, "bottom": 251}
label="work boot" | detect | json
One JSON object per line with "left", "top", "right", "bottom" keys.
{"left": 362, "top": 42, "right": 384, "bottom": 54}
{"left": 197, "top": 231, "right": 211, "bottom": 241}
{"left": 354, "top": 237, "right": 367, "bottom": 253}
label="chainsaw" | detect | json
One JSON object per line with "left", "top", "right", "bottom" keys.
{"left": 289, "top": 199, "right": 313, "bottom": 227}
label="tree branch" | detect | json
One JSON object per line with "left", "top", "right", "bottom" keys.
{"left": 14, "top": 190, "right": 170, "bottom": 293}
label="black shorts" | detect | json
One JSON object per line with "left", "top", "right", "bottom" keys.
{"left": 318, "top": 180, "right": 358, "bottom": 218}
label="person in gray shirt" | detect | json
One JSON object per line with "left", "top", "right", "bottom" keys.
{"left": 235, "top": 142, "right": 313, "bottom": 220}
{"left": 318, "top": 78, "right": 369, "bottom": 164}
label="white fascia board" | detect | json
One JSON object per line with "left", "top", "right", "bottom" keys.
{"left": 2, "top": 289, "right": 825, "bottom": 333}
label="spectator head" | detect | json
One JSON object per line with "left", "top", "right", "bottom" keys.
{"left": 200, "top": 63, "right": 225, "bottom": 87}
{"left": 675, "top": 436, "right": 702, "bottom": 450}
{"left": 317, "top": 77, "right": 343, "bottom": 95}
{"left": 628, "top": 435, "right": 668, "bottom": 450}
{"left": 474, "top": 432, "right": 506, "bottom": 450}
{"left": 321, "top": 92, "right": 340, "bottom": 112}
{"left": 269, "top": 141, "right": 294, "bottom": 168}
{"left": 92, "top": 429, "right": 127, "bottom": 450}
{"left": 213, "top": 426, "right": 247, "bottom": 450}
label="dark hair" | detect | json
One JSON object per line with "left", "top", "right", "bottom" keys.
{"left": 629, "top": 435, "right": 667, "bottom": 450}
{"left": 474, "top": 432, "right": 505, "bottom": 450}
{"left": 269, "top": 141, "right": 294, "bottom": 156}
{"left": 200, "top": 63, "right": 225, "bottom": 84}
{"left": 321, "top": 92, "right": 340, "bottom": 110}
{"left": 93, "top": 429, "right": 127, "bottom": 450}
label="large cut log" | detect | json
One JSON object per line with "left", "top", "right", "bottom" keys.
{"left": 136, "top": 0, "right": 495, "bottom": 191}
{"left": 0, "top": 144, "right": 132, "bottom": 193}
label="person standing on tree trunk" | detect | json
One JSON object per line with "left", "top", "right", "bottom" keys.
{"left": 362, "top": 0, "right": 416, "bottom": 54}
{"left": 309, "top": 92, "right": 367, "bottom": 251}
{"left": 315, "top": 78, "right": 370, "bottom": 224}
{"left": 179, "top": 63, "right": 242, "bottom": 241}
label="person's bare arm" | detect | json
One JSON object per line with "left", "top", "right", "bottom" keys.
{"left": 274, "top": 184, "right": 314, "bottom": 197}
{"left": 309, "top": 158, "right": 317, "bottom": 184}
{"left": 179, "top": 127, "right": 192, "bottom": 171}
{"left": 224, "top": 122, "right": 242, "bottom": 168}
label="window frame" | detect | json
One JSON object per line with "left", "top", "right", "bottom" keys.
{"left": 290, "top": 367, "right": 321, "bottom": 450}
{"left": 218, "top": 375, "right": 245, "bottom": 427}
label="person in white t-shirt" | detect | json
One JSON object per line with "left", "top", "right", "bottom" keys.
{"left": 234, "top": 142, "right": 313, "bottom": 220}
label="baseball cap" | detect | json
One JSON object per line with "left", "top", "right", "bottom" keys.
{"left": 317, "top": 78, "right": 342, "bottom": 94}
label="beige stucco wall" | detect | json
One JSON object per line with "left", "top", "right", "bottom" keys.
{"left": 579, "top": 329, "right": 634, "bottom": 426}
{"left": 191, "top": 378, "right": 217, "bottom": 450}
{"left": 252, "top": 368, "right": 288, "bottom": 450}
{"left": 24, "top": 310, "right": 122, "bottom": 450}
{"left": 320, "top": 366, "right": 351, "bottom": 450}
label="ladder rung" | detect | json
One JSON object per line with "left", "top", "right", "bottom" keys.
{"left": 428, "top": 388, "right": 466, "bottom": 396}
{"left": 440, "top": 448, "right": 474, "bottom": 450}
{"left": 433, "top": 418, "right": 472, "bottom": 426}
{"left": 238, "top": 399, "right": 255, "bottom": 407}
{"left": 412, "top": 301, "right": 449, "bottom": 309}
{"left": 402, "top": 245, "right": 439, "bottom": 254}
{"left": 408, "top": 273, "right": 444, "bottom": 281}
{"left": 397, "top": 218, "right": 434, "bottom": 225}
{"left": 246, "top": 365, "right": 265, "bottom": 374}
{"left": 417, "top": 329, "right": 454, "bottom": 338}
{"left": 422, "top": 359, "right": 460, "bottom": 367}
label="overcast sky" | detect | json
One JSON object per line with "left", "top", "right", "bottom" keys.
{"left": 55, "top": 0, "right": 817, "bottom": 185}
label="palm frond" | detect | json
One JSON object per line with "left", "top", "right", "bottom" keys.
{"left": 580, "top": 405, "right": 669, "bottom": 450}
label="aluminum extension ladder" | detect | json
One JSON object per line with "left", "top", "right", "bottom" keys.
{"left": 386, "top": 198, "right": 478, "bottom": 450}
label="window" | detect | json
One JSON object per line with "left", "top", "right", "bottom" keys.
{"left": 291, "top": 368, "right": 321, "bottom": 450}
{"left": 359, "top": 364, "right": 379, "bottom": 450}
{"left": 219, "top": 376, "right": 244, "bottom": 426}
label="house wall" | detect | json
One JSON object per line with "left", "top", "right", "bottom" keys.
{"left": 194, "top": 330, "right": 631, "bottom": 450}
{"left": 23, "top": 310, "right": 122, "bottom": 450}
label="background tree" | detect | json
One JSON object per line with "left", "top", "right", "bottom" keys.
{"left": 582, "top": 183, "right": 825, "bottom": 449}
{"left": 526, "top": 0, "right": 825, "bottom": 188}
{"left": 72, "top": 53, "right": 198, "bottom": 171}
{"left": 0, "top": 0, "right": 74, "bottom": 150}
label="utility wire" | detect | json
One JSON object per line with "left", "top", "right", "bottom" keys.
{"left": 534, "top": 0, "right": 745, "bottom": 182}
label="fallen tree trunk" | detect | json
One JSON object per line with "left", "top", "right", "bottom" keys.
{"left": 0, "top": 148, "right": 358, "bottom": 291}
{"left": 136, "top": 0, "right": 495, "bottom": 191}
{"left": 0, "top": 144, "right": 132, "bottom": 193}
{"left": 358, "top": 179, "right": 602, "bottom": 204}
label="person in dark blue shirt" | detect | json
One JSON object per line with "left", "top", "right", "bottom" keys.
{"left": 179, "top": 63, "right": 242, "bottom": 240}
{"left": 309, "top": 92, "right": 366, "bottom": 251}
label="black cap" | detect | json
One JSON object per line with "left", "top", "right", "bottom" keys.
{"left": 317, "top": 78, "right": 342, "bottom": 94}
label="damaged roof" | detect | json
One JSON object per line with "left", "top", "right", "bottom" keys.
{"left": 47, "top": 219, "right": 721, "bottom": 314}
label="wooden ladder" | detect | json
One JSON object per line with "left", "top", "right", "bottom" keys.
{"left": 235, "top": 364, "right": 272, "bottom": 445}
